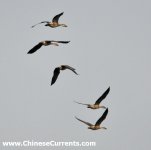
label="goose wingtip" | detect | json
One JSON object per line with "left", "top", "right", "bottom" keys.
{"left": 74, "top": 116, "right": 78, "bottom": 119}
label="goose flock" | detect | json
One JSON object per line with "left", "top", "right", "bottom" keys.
{"left": 28, "top": 12, "right": 110, "bottom": 131}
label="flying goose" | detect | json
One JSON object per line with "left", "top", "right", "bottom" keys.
{"left": 27, "top": 40, "right": 70, "bottom": 54}
{"left": 75, "top": 87, "right": 110, "bottom": 109}
{"left": 75, "top": 108, "right": 108, "bottom": 130}
{"left": 31, "top": 12, "right": 67, "bottom": 28}
{"left": 51, "top": 65, "right": 78, "bottom": 85}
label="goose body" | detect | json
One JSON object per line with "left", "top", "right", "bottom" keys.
{"left": 75, "top": 87, "right": 110, "bottom": 109}
{"left": 31, "top": 12, "right": 67, "bottom": 28}
{"left": 51, "top": 65, "right": 78, "bottom": 85}
{"left": 27, "top": 40, "right": 70, "bottom": 54}
{"left": 75, "top": 108, "right": 108, "bottom": 130}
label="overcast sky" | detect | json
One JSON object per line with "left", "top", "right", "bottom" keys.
{"left": 0, "top": 0, "right": 151, "bottom": 150}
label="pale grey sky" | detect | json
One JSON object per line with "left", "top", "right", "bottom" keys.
{"left": 0, "top": 0, "right": 151, "bottom": 150}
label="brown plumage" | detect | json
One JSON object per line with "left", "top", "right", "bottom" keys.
{"left": 31, "top": 12, "right": 67, "bottom": 28}
{"left": 75, "top": 87, "right": 110, "bottom": 109}
{"left": 51, "top": 65, "right": 78, "bottom": 85}
{"left": 75, "top": 108, "right": 108, "bottom": 130}
{"left": 27, "top": 40, "right": 70, "bottom": 54}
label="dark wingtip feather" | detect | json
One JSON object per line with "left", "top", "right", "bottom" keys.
{"left": 51, "top": 67, "right": 60, "bottom": 86}
{"left": 27, "top": 49, "right": 36, "bottom": 54}
{"left": 51, "top": 82, "right": 54, "bottom": 86}
{"left": 108, "top": 86, "right": 110, "bottom": 91}
{"left": 95, "top": 108, "right": 108, "bottom": 126}
{"left": 27, "top": 50, "right": 33, "bottom": 54}
{"left": 106, "top": 87, "right": 110, "bottom": 95}
{"left": 51, "top": 79, "right": 55, "bottom": 86}
{"left": 58, "top": 41, "right": 70, "bottom": 44}
{"left": 27, "top": 43, "right": 43, "bottom": 54}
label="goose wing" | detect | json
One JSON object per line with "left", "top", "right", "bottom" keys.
{"left": 95, "top": 87, "right": 110, "bottom": 105}
{"left": 52, "top": 12, "right": 64, "bottom": 23}
{"left": 56, "top": 41, "right": 70, "bottom": 44}
{"left": 31, "top": 21, "right": 49, "bottom": 28}
{"left": 95, "top": 108, "right": 108, "bottom": 126}
{"left": 75, "top": 117, "right": 93, "bottom": 126}
{"left": 51, "top": 67, "right": 60, "bottom": 85}
{"left": 62, "top": 65, "right": 78, "bottom": 75}
{"left": 27, "top": 42, "right": 43, "bottom": 54}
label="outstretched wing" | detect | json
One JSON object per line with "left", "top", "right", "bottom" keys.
{"left": 31, "top": 21, "right": 49, "bottom": 28}
{"left": 74, "top": 101, "right": 89, "bottom": 106}
{"left": 95, "top": 87, "right": 110, "bottom": 105}
{"left": 27, "top": 42, "right": 43, "bottom": 54}
{"left": 62, "top": 65, "right": 78, "bottom": 75}
{"left": 51, "top": 67, "right": 60, "bottom": 85}
{"left": 52, "top": 12, "right": 64, "bottom": 23}
{"left": 57, "top": 41, "right": 70, "bottom": 44}
{"left": 75, "top": 116, "right": 93, "bottom": 126}
{"left": 95, "top": 108, "right": 108, "bottom": 126}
